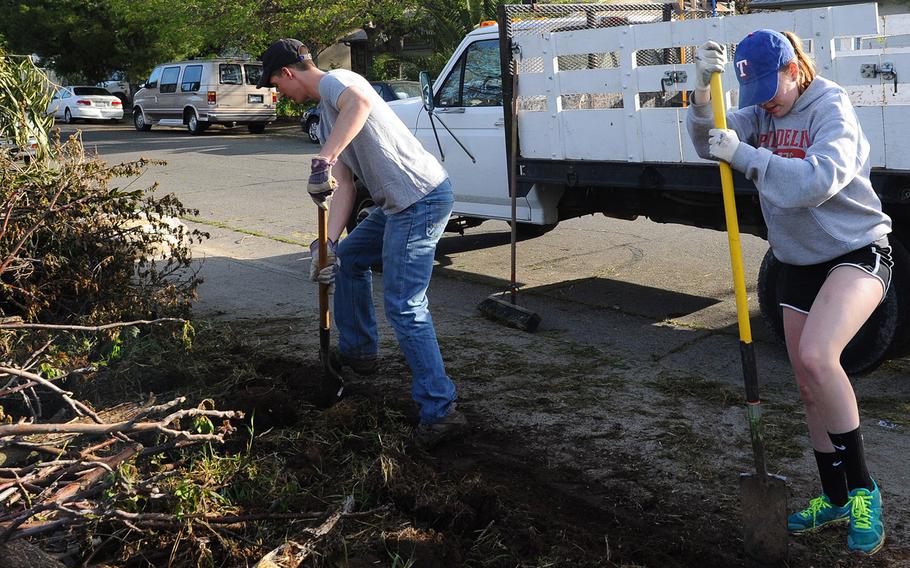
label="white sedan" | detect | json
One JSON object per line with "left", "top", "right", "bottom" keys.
{"left": 47, "top": 86, "right": 124, "bottom": 124}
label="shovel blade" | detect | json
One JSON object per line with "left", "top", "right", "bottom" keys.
{"left": 317, "top": 348, "right": 345, "bottom": 407}
{"left": 740, "top": 472, "right": 789, "bottom": 565}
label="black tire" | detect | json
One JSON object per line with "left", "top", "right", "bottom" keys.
{"left": 884, "top": 234, "right": 910, "bottom": 358}
{"left": 346, "top": 186, "right": 375, "bottom": 235}
{"left": 186, "top": 111, "right": 208, "bottom": 135}
{"left": 133, "top": 108, "right": 152, "bottom": 132}
{"left": 248, "top": 123, "right": 266, "bottom": 134}
{"left": 63, "top": 108, "right": 74, "bottom": 124}
{"left": 304, "top": 117, "right": 320, "bottom": 143}
{"left": 757, "top": 246, "right": 902, "bottom": 376}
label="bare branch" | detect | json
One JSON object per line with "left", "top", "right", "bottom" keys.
{"left": 0, "top": 409, "right": 243, "bottom": 440}
{"left": 0, "top": 318, "right": 186, "bottom": 332}
{"left": 0, "top": 366, "right": 103, "bottom": 423}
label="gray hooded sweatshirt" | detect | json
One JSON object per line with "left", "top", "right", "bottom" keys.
{"left": 687, "top": 76, "right": 891, "bottom": 265}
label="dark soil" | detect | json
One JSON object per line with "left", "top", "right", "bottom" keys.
{"left": 208, "top": 356, "right": 910, "bottom": 568}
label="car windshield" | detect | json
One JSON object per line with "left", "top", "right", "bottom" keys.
{"left": 388, "top": 82, "right": 421, "bottom": 99}
{"left": 73, "top": 87, "right": 112, "bottom": 96}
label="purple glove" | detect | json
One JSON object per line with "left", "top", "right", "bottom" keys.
{"left": 307, "top": 156, "right": 338, "bottom": 210}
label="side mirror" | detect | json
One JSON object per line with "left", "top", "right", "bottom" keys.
{"left": 138, "top": 83, "right": 146, "bottom": 90}
{"left": 419, "top": 71, "right": 434, "bottom": 112}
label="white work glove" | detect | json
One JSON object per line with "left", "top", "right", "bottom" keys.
{"left": 308, "top": 156, "right": 338, "bottom": 210}
{"left": 708, "top": 128, "right": 740, "bottom": 163}
{"left": 309, "top": 239, "right": 339, "bottom": 293}
{"left": 694, "top": 41, "right": 727, "bottom": 91}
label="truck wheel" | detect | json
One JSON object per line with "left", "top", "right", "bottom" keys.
{"left": 133, "top": 108, "right": 152, "bottom": 132}
{"left": 304, "top": 117, "right": 320, "bottom": 143}
{"left": 248, "top": 124, "right": 266, "bottom": 134}
{"left": 757, "top": 246, "right": 901, "bottom": 376}
{"left": 186, "top": 111, "right": 208, "bottom": 135}
{"left": 884, "top": 234, "right": 910, "bottom": 358}
{"left": 346, "top": 188, "right": 375, "bottom": 235}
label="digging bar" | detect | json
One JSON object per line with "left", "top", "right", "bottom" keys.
{"left": 318, "top": 207, "right": 344, "bottom": 404}
{"left": 478, "top": 50, "right": 541, "bottom": 332}
{"left": 710, "top": 72, "right": 788, "bottom": 564}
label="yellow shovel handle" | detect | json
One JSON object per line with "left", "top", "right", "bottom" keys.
{"left": 710, "top": 73, "right": 752, "bottom": 344}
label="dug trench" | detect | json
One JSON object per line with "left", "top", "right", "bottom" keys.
{"left": 215, "top": 357, "right": 750, "bottom": 567}
{"left": 66, "top": 319, "right": 907, "bottom": 567}
{"left": 199, "top": 341, "right": 907, "bottom": 568}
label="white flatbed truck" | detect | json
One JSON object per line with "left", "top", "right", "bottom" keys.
{"left": 381, "top": 1, "right": 910, "bottom": 373}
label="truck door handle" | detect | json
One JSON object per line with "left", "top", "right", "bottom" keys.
{"left": 494, "top": 118, "right": 505, "bottom": 127}
{"left": 436, "top": 107, "right": 465, "bottom": 114}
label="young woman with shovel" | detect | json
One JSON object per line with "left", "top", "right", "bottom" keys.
{"left": 687, "top": 29, "right": 892, "bottom": 555}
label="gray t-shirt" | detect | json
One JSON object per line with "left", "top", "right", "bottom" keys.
{"left": 318, "top": 70, "right": 448, "bottom": 214}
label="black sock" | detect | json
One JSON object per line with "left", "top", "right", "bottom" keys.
{"left": 828, "top": 428, "right": 874, "bottom": 492}
{"left": 814, "top": 450, "right": 848, "bottom": 506}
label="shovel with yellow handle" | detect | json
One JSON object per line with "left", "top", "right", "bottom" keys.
{"left": 709, "top": 72, "right": 789, "bottom": 564}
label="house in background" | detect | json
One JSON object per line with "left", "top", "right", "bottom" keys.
{"left": 317, "top": 28, "right": 433, "bottom": 78}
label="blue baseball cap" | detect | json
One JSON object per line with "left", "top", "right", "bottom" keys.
{"left": 733, "top": 29, "right": 796, "bottom": 109}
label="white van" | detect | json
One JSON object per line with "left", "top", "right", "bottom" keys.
{"left": 132, "top": 58, "right": 277, "bottom": 135}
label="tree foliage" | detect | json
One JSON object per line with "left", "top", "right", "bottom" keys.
{"left": 0, "top": 0, "right": 494, "bottom": 84}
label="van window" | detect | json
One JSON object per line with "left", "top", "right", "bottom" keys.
{"left": 159, "top": 66, "right": 181, "bottom": 94}
{"left": 146, "top": 67, "right": 163, "bottom": 89}
{"left": 245, "top": 65, "right": 263, "bottom": 86}
{"left": 436, "top": 39, "right": 501, "bottom": 107}
{"left": 220, "top": 64, "right": 242, "bottom": 85}
{"left": 182, "top": 65, "right": 203, "bottom": 92}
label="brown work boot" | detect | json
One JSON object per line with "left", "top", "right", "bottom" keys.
{"left": 413, "top": 404, "right": 468, "bottom": 450}
{"left": 329, "top": 348, "right": 378, "bottom": 376}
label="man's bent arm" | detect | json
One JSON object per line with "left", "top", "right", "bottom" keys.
{"left": 320, "top": 86, "right": 372, "bottom": 163}
{"left": 328, "top": 160, "right": 356, "bottom": 242}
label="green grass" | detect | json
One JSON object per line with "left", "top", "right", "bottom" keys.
{"left": 182, "top": 215, "right": 314, "bottom": 246}
{"left": 647, "top": 372, "right": 743, "bottom": 408}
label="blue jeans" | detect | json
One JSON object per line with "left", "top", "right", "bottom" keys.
{"left": 335, "top": 180, "right": 455, "bottom": 423}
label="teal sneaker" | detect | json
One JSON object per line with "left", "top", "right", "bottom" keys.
{"left": 847, "top": 481, "right": 885, "bottom": 555}
{"left": 787, "top": 494, "right": 850, "bottom": 534}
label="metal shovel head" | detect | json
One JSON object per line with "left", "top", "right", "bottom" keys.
{"left": 740, "top": 471, "right": 789, "bottom": 565}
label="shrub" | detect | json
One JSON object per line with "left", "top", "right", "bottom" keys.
{"left": 0, "top": 49, "right": 206, "bottom": 324}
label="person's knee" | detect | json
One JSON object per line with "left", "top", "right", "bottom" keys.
{"left": 336, "top": 242, "right": 369, "bottom": 273}
{"left": 797, "top": 342, "right": 839, "bottom": 384}
{"left": 795, "top": 375, "right": 819, "bottom": 406}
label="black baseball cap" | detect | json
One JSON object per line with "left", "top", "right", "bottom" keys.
{"left": 256, "top": 38, "right": 307, "bottom": 88}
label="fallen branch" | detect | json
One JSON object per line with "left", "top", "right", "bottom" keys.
{"left": 253, "top": 496, "right": 356, "bottom": 568}
{"left": 0, "top": 318, "right": 186, "bottom": 332}
{"left": 0, "top": 366, "right": 103, "bottom": 423}
{"left": 0, "top": 408, "right": 242, "bottom": 441}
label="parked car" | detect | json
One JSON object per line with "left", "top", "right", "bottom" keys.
{"left": 132, "top": 58, "right": 277, "bottom": 135}
{"left": 0, "top": 134, "right": 38, "bottom": 165}
{"left": 47, "top": 86, "right": 124, "bottom": 124}
{"left": 301, "top": 80, "right": 421, "bottom": 143}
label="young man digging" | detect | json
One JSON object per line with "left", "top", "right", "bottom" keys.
{"left": 257, "top": 38, "right": 466, "bottom": 449}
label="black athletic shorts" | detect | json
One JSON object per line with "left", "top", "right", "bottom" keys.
{"left": 778, "top": 236, "right": 894, "bottom": 314}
